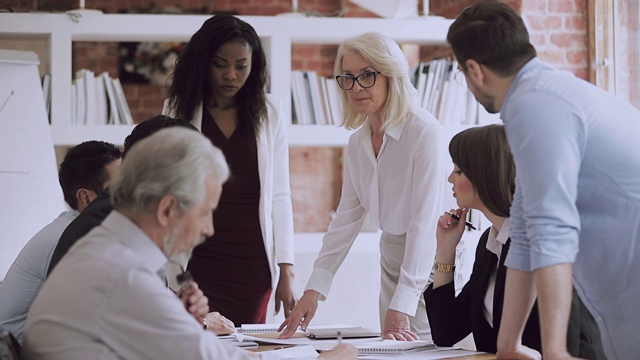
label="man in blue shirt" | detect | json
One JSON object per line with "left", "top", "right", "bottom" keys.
{"left": 446, "top": 1, "right": 640, "bottom": 359}
{"left": 0, "top": 140, "right": 121, "bottom": 342}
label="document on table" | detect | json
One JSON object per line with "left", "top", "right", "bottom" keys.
{"left": 235, "top": 332, "right": 380, "bottom": 350}
{"left": 357, "top": 347, "right": 487, "bottom": 359}
{"left": 312, "top": 339, "right": 433, "bottom": 354}
{"left": 238, "top": 323, "right": 360, "bottom": 333}
{"left": 266, "top": 345, "right": 319, "bottom": 359}
{"left": 216, "top": 334, "right": 259, "bottom": 348}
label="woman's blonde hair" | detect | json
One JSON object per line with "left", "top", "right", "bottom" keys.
{"left": 333, "top": 32, "right": 419, "bottom": 130}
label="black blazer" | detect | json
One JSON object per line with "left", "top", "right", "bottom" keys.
{"left": 424, "top": 229, "right": 605, "bottom": 359}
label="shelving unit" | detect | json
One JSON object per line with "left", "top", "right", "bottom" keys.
{"left": 0, "top": 12, "right": 454, "bottom": 146}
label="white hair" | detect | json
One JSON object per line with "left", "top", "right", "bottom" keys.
{"left": 334, "top": 31, "right": 419, "bottom": 130}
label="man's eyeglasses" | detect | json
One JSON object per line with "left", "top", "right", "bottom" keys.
{"left": 335, "top": 71, "right": 382, "bottom": 90}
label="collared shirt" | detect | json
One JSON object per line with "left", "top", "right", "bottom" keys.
{"left": 23, "top": 211, "right": 280, "bottom": 360}
{"left": 501, "top": 57, "right": 640, "bottom": 360}
{"left": 0, "top": 210, "right": 78, "bottom": 342}
{"left": 486, "top": 218, "right": 510, "bottom": 260}
{"left": 482, "top": 219, "right": 510, "bottom": 327}
{"left": 306, "top": 107, "right": 445, "bottom": 316}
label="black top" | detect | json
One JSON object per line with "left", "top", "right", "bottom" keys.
{"left": 424, "top": 228, "right": 605, "bottom": 359}
{"left": 47, "top": 189, "right": 113, "bottom": 276}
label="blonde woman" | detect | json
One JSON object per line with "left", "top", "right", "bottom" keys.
{"left": 279, "top": 32, "right": 445, "bottom": 341}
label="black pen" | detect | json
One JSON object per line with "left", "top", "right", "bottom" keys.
{"left": 446, "top": 211, "right": 477, "bottom": 230}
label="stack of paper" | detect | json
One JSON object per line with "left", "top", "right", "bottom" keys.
{"left": 216, "top": 334, "right": 258, "bottom": 349}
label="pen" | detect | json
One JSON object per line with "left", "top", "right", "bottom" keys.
{"left": 446, "top": 211, "right": 477, "bottom": 230}
{"left": 337, "top": 330, "right": 342, "bottom": 344}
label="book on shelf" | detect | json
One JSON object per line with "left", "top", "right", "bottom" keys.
{"left": 94, "top": 72, "right": 108, "bottom": 125}
{"left": 76, "top": 69, "right": 98, "bottom": 125}
{"left": 291, "top": 70, "right": 313, "bottom": 125}
{"left": 74, "top": 78, "right": 85, "bottom": 126}
{"left": 302, "top": 72, "right": 318, "bottom": 124}
{"left": 111, "top": 78, "right": 134, "bottom": 125}
{"left": 70, "top": 69, "right": 133, "bottom": 126}
{"left": 41, "top": 74, "right": 51, "bottom": 121}
{"left": 318, "top": 76, "right": 334, "bottom": 125}
{"left": 324, "top": 77, "right": 343, "bottom": 126}
{"left": 412, "top": 58, "right": 479, "bottom": 127}
{"left": 305, "top": 71, "right": 327, "bottom": 125}
{"left": 70, "top": 83, "right": 77, "bottom": 125}
{"left": 99, "top": 72, "right": 120, "bottom": 125}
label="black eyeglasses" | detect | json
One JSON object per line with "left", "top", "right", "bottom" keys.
{"left": 335, "top": 71, "right": 382, "bottom": 90}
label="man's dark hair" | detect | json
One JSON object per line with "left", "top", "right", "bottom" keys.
{"left": 48, "top": 115, "right": 199, "bottom": 276}
{"left": 122, "top": 115, "right": 197, "bottom": 158}
{"left": 447, "top": 0, "right": 536, "bottom": 76}
{"left": 58, "top": 141, "right": 122, "bottom": 210}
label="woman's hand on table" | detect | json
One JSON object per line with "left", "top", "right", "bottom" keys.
{"left": 277, "top": 290, "right": 320, "bottom": 339}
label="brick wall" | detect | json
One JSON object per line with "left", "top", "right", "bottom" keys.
{"left": 429, "top": 0, "right": 589, "bottom": 79}
{"left": 521, "top": 0, "right": 589, "bottom": 79}
{"left": 6, "top": 0, "right": 590, "bottom": 232}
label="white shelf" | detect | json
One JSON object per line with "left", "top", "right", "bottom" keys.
{"left": 0, "top": 13, "right": 454, "bottom": 146}
{"left": 49, "top": 125, "right": 136, "bottom": 146}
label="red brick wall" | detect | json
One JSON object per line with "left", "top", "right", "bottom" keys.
{"left": 428, "top": 0, "right": 589, "bottom": 79}
{"left": 521, "top": 0, "right": 589, "bottom": 79}
{"left": 10, "top": 0, "right": 590, "bottom": 232}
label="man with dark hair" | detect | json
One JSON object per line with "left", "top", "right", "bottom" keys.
{"left": 47, "top": 115, "right": 197, "bottom": 275}
{"left": 447, "top": 2, "right": 640, "bottom": 360}
{"left": 0, "top": 140, "right": 121, "bottom": 342}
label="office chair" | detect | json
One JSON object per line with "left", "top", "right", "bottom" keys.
{"left": 0, "top": 330, "right": 21, "bottom": 360}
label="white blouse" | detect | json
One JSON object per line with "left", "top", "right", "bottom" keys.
{"left": 305, "top": 107, "right": 445, "bottom": 316}
{"left": 482, "top": 218, "right": 510, "bottom": 327}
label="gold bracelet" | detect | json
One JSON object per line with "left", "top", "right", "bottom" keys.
{"left": 435, "top": 262, "right": 456, "bottom": 273}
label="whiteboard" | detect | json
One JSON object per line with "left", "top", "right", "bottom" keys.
{"left": 0, "top": 49, "right": 66, "bottom": 280}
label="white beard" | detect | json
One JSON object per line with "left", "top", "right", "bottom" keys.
{"left": 162, "top": 226, "right": 205, "bottom": 269}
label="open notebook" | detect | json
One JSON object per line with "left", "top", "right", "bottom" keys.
{"left": 355, "top": 340, "right": 434, "bottom": 355}
{"left": 239, "top": 323, "right": 361, "bottom": 333}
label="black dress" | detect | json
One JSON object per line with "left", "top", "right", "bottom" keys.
{"left": 187, "top": 109, "right": 272, "bottom": 325}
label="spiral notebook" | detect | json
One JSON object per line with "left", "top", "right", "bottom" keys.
{"left": 239, "top": 323, "right": 360, "bottom": 334}
{"left": 355, "top": 340, "right": 434, "bottom": 355}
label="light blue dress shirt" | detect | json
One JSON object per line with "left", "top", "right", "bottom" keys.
{"left": 501, "top": 58, "right": 640, "bottom": 360}
{"left": 0, "top": 210, "right": 78, "bottom": 342}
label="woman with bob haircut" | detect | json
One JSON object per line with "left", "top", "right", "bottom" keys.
{"left": 424, "top": 124, "right": 604, "bottom": 359}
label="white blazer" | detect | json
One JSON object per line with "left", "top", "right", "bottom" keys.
{"left": 162, "top": 94, "right": 295, "bottom": 291}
